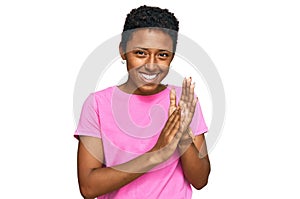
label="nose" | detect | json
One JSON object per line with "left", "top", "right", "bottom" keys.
{"left": 144, "top": 55, "right": 157, "bottom": 71}
{"left": 144, "top": 63, "right": 158, "bottom": 71}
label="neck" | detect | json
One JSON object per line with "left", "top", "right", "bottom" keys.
{"left": 118, "top": 82, "right": 167, "bottom": 96}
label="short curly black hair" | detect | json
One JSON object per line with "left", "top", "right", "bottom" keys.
{"left": 120, "top": 5, "right": 179, "bottom": 52}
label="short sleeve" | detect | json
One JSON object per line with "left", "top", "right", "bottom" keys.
{"left": 190, "top": 100, "right": 208, "bottom": 136}
{"left": 74, "top": 93, "right": 101, "bottom": 139}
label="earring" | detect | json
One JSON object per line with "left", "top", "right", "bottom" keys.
{"left": 121, "top": 60, "right": 126, "bottom": 64}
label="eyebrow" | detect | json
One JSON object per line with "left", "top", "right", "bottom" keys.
{"left": 133, "top": 47, "right": 172, "bottom": 52}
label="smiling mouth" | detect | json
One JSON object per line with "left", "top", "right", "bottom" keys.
{"left": 139, "top": 73, "right": 159, "bottom": 82}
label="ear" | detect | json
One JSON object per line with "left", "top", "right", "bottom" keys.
{"left": 119, "top": 43, "right": 126, "bottom": 60}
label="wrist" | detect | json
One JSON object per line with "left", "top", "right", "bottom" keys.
{"left": 178, "top": 129, "right": 193, "bottom": 154}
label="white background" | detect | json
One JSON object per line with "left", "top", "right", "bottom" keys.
{"left": 0, "top": 0, "right": 299, "bottom": 198}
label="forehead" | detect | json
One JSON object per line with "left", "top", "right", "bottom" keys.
{"left": 125, "top": 28, "right": 173, "bottom": 52}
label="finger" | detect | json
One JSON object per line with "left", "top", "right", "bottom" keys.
{"left": 185, "top": 97, "right": 198, "bottom": 124}
{"left": 181, "top": 77, "right": 191, "bottom": 104}
{"left": 170, "top": 88, "right": 177, "bottom": 107}
{"left": 165, "top": 111, "right": 181, "bottom": 137}
{"left": 182, "top": 77, "right": 186, "bottom": 97}
{"left": 169, "top": 88, "right": 177, "bottom": 115}
{"left": 180, "top": 77, "right": 187, "bottom": 103}
{"left": 190, "top": 96, "right": 198, "bottom": 115}
{"left": 167, "top": 111, "right": 181, "bottom": 141}
{"left": 188, "top": 82, "right": 195, "bottom": 103}
{"left": 164, "top": 107, "right": 180, "bottom": 131}
{"left": 180, "top": 103, "right": 188, "bottom": 132}
{"left": 168, "top": 117, "right": 181, "bottom": 142}
{"left": 186, "top": 77, "right": 191, "bottom": 101}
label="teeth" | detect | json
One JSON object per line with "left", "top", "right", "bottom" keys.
{"left": 141, "top": 73, "right": 157, "bottom": 80}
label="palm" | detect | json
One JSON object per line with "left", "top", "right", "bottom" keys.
{"left": 168, "top": 78, "right": 198, "bottom": 133}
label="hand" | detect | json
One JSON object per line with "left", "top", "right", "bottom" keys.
{"left": 178, "top": 77, "right": 198, "bottom": 133}
{"left": 149, "top": 106, "right": 183, "bottom": 162}
{"left": 168, "top": 77, "right": 198, "bottom": 132}
{"left": 151, "top": 78, "right": 198, "bottom": 162}
{"left": 169, "top": 78, "right": 198, "bottom": 154}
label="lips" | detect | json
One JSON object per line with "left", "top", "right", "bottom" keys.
{"left": 139, "top": 72, "right": 159, "bottom": 83}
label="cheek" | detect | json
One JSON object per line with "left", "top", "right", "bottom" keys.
{"left": 127, "top": 58, "right": 145, "bottom": 70}
{"left": 162, "top": 67, "right": 170, "bottom": 75}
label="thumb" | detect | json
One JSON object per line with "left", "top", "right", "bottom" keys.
{"left": 169, "top": 88, "right": 177, "bottom": 115}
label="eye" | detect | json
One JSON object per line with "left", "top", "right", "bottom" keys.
{"left": 158, "top": 52, "right": 171, "bottom": 59}
{"left": 159, "top": 53, "right": 169, "bottom": 57}
{"left": 134, "top": 50, "right": 147, "bottom": 56}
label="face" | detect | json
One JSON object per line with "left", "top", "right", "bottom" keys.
{"left": 120, "top": 28, "right": 174, "bottom": 95}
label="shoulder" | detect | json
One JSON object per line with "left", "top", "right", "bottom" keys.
{"left": 93, "top": 86, "right": 115, "bottom": 96}
{"left": 84, "top": 86, "right": 116, "bottom": 107}
{"left": 92, "top": 86, "right": 116, "bottom": 100}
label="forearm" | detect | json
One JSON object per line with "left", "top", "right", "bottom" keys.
{"left": 82, "top": 167, "right": 141, "bottom": 198}
{"left": 80, "top": 152, "right": 160, "bottom": 198}
{"left": 180, "top": 143, "right": 211, "bottom": 190}
{"left": 78, "top": 107, "right": 182, "bottom": 198}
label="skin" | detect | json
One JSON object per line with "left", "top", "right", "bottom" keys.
{"left": 169, "top": 78, "right": 211, "bottom": 189}
{"left": 118, "top": 28, "right": 174, "bottom": 95}
{"left": 77, "top": 28, "right": 210, "bottom": 198}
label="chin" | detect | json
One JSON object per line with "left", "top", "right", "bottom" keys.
{"left": 137, "top": 84, "right": 159, "bottom": 95}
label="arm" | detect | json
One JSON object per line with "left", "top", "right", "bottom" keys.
{"left": 78, "top": 139, "right": 151, "bottom": 198}
{"left": 169, "top": 77, "right": 211, "bottom": 189}
{"left": 77, "top": 107, "right": 182, "bottom": 198}
{"left": 180, "top": 133, "right": 211, "bottom": 190}
{"left": 78, "top": 139, "right": 143, "bottom": 199}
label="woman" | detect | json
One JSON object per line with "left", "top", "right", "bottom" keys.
{"left": 75, "top": 5, "right": 210, "bottom": 199}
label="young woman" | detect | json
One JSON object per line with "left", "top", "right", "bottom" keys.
{"left": 75, "top": 5, "right": 210, "bottom": 199}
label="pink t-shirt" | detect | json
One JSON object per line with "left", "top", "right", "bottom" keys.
{"left": 75, "top": 85, "right": 208, "bottom": 199}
